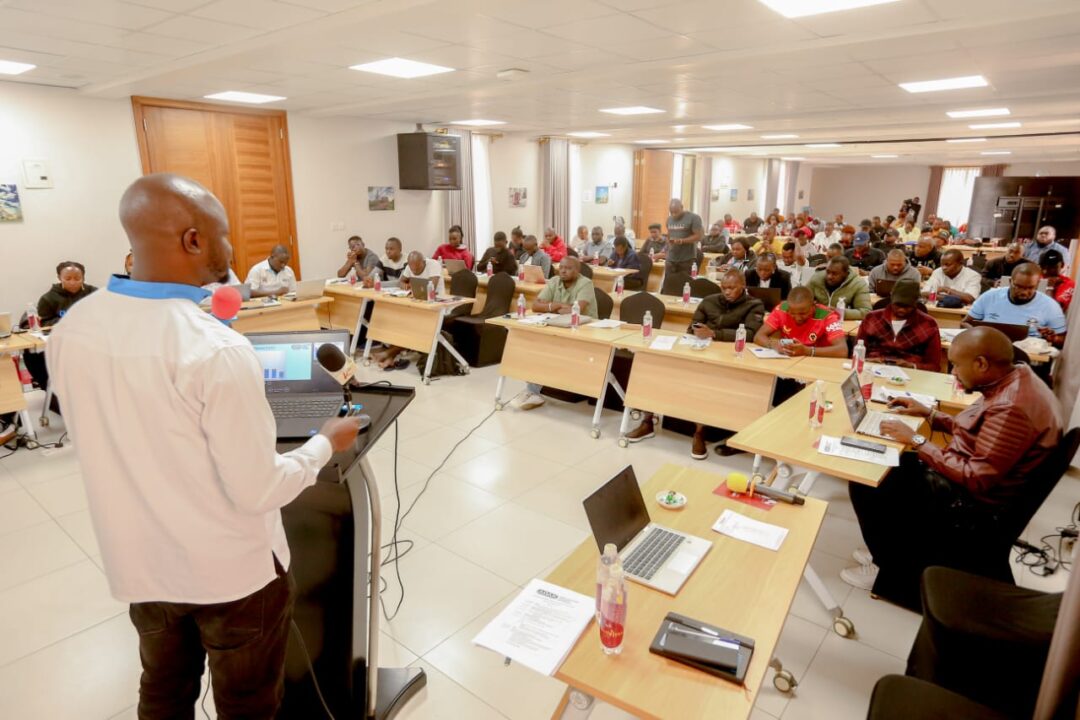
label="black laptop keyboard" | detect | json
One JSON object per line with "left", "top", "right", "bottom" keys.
{"left": 268, "top": 396, "right": 342, "bottom": 419}
{"left": 623, "top": 528, "right": 684, "bottom": 580}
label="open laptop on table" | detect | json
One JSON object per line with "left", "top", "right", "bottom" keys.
{"left": 967, "top": 318, "right": 1029, "bottom": 342}
{"left": 247, "top": 330, "right": 350, "bottom": 439}
{"left": 290, "top": 278, "right": 326, "bottom": 301}
{"left": 0, "top": 312, "right": 11, "bottom": 339}
{"left": 583, "top": 466, "right": 712, "bottom": 595}
{"left": 409, "top": 276, "right": 432, "bottom": 300}
{"left": 747, "top": 286, "right": 782, "bottom": 311}
{"left": 840, "top": 371, "right": 922, "bottom": 441}
{"left": 520, "top": 264, "right": 546, "bottom": 283}
{"left": 443, "top": 259, "right": 468, "bottom": 275}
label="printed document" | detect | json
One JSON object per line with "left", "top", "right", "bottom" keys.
{"left": 712, "top": 509, "right": 788, "bottom": 551}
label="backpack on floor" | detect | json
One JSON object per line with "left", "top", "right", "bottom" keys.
{"left": 414, "top": 331, "right": 466, "bottom": 378}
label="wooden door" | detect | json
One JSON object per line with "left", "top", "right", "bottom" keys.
{"left": 132, "top": 97, "right": 300, "bottom": 279}
{"left": 632, "top": 149, "right": 674, "bottom": 241}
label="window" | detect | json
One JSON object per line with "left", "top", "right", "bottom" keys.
{"left": 471, "top": 134, "right": 493, "bottom": 255}
{"left": 937, "top": 167, "right": 981, "bottom": 228}
{"left": 569, "top": 142, "right": 582, "bottom": 234}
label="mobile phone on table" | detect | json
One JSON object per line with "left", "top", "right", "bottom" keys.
{"left": 841, "top": 436, "right": 887, "bottom": 454}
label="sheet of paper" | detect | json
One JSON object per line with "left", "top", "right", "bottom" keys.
{"left": 677, "top": 334, "right": 711, "bottom": 349}
{"left": 518, "top": 313, "right": 557, "bottom": 325}
{"left": 711, "top": 509, "right": 788, "bottom": 551}
{"left": 940, "top": 328, "right": 964, "bottom": 342}
{"left": 472, "top": 579, "right": 595, "bottom": 676}
{"left": 588, "top": 319, "right": 624, "bottom": 329}
{"left": 818, "top": 435, "right": 900, "bottom": 467}
{"left": 870, "top": 386, "right": 938, "bottom": 408}
{"left": 750, "top": 346, "right": 788, "bottom": 360}
{"left": 869, "top": 364, "right": 911, "bottom": 382}
{"left": 650, "top": 335, "right": 677, "bottom": 350}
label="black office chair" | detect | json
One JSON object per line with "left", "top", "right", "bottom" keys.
{"left": 578, "top": 262, "right": 594, "bottom": 279}
{"left": 448, "top": 272, "right": 515, "bottom": 367}
{"left": 443, "top": 269, "right": 479, "bottom": 327}
{"left": 627, "top": 255, "right": 651, "bottom": 291}
{"left": 594, "top": 288, "right": 613, "bottom": 320}
{"left": 566, "top": 247, "right": 579, "bottom": 258}
{"left": 661, "top": 271, "right": 691, "bottom": 297}
{"left": 618, "top": 292, "right": 666, "bottom": 327}
{"left": 689, "top": 277, "right": 721, "bottom": 299}
{"left": 867, "top": 675, "right": 1011, "bottom": 720}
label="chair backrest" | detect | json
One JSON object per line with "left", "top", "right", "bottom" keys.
{"left": 480, "top": 272, "right": 516, "bottom": 317}
{"left": 638, "top": 254, "right": 653, "bottom": 282}
{"left": 619, "top": 292, "right": 666, "bottom": 327}
{"left": 695, "top": 249, "right": 705, "bottom": 269}
{"left": 449, "top": 268, "right": 478, "bottom": 298}
{"left": 747, "top": 286, "right": 782, "bottom": 311}
{"left": 566, "top": 247, "right": 579, "bottom": 258}
{"left": 593, "top": 288, "right": 614, "bottom": 320}
{"left": 578, "top": 263, "right": 594, "bottom": 279}
{"left": 689, "top": 277, "right": 721, "bottom": 299}
{"left": 661, "top": 271, "right": 692, "bottom": 296}
{"left": 1002, "top": 428, "right": 1080, "bottom": 545}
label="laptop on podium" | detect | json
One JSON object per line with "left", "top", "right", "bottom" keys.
{"left": 247, "top": 330, "right": 351, "bottom": 438}
{"left": 583, "top": 466, "right": 712, "bottom": 595}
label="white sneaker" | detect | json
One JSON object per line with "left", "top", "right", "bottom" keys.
{"left": 852, "top": 547, "right": 873, "bottom": 567}
{"left": 518, "top": 393, "right": 546, "bottom": 411}
{"left": 840, "top": 563, "right": 879, "bottom": 591}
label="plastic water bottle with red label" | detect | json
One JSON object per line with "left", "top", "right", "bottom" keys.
{"left": 348, "top": 271, "right": 357, "bottom": 286}
{"left": 734, "top": 323, "right": 746, "bottom": 358}
{"left": 427, "top": 280, "right": 436, "bottom": 302}
{"left": 682, "top": 282, "right": 691, "bottom": 306}
{"left": 853, "top": 340, "right": 872, "bottom": 399}
{"left": 570, "top": 300, "right": 580, "bottom": 329}
{"left": 690, "top": 261, "right": 698, "bottom": 279}
{"left": 614, "top": 274, "right": 624, "bottom": 296}
{"left": 372, "top": 269, "right": 381, "bottom": 292}
{"left": 516, "top": 293, "right": 526, "bottom": 319}
{"left": 518, "top": 266, "right": 526, "bottom": 281}
{"left": 809, "top": 379, "right": 825, "bottom": 428}
{"left": 642, "top": 310, "right": 653, "bottom": 339}
{"left": 26, "top": 303, "right": 41, "bottom": 332}
{"left": 596, "top": 543, "right": 627, "bottom": 655}
{"left": 486, "top": 261, "right": 493, "bottom": 277}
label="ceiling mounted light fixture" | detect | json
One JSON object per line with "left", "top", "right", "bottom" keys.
{"left": 760, "top": 133, "right": 799, "bottom": 139}
{"left": 204, "top": 91, "right": 286, "bottom": 104}
{"left": 756, "top": 0, "right": 899, "bottom": 18}
{"left": 899, "top": 75, "right": 988, "bottom": 93}
{"left": 968, "top": 121, "right": 1021, "bottom": 129}
{"left": 0, "top": 60, "right": 35, "bottom": 75}
{"left": 599, "top": 106, "right": 665, "bottom": 115}
{"left": 567, "top": 131, "right": 611, "bottom": 138}
{"left": 448, "top": 119, "right": 505, "bottom": 126}
{"left": 350, "top": 57, "right": 454, "bottom": 78}
{"left": 702, "top": 123, "right": 753, "bottom": 131}
{"left": 780, "top": 156, "right": 806, "bottom": 161}
{"left": 946, "top": 107, "right": 1010, "bottom": 119}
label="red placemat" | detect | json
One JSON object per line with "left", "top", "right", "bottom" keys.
{"left": 714, "top": 483, "right": 776, "bottom": 511}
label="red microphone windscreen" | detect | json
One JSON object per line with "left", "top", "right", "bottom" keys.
{"left": 210, "top": 285, "right": 243, "bottom": 321}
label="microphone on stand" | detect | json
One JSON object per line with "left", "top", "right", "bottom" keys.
{"left": 315, "top": 343, "right": 368, "bottom": 421}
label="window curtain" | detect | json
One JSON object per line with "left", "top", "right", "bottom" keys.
{"left": 924, "top": 165, "right": 944, "bottom": 219}
{"left": 568, "top": 142, "right": 582, "bottom": 236}
{"left": 696, "top": 155, "right": 712, "bottom": 224}
{"left": 540, "top": 137, "right": 571, "bottom": 242}
{"left": 471, "top": 133, "right": 493, "bottom": 257}
{"left": 764, "top": 159, "right": 782, "bottom": 214}
{"left": 782, "top": 160, "right": 800, "bottom": 215}
{"left": 981, "top": 164, "right": 1008, "bottom": 178}
{"left": 937, "top": 167, "right": 981, "bottom": 227}
{"left": 447, "top": 129, "right": 475, "bottom": 254}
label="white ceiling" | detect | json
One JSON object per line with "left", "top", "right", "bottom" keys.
{"left": 2, "top": 0, "right": 1079, "bottom": 164}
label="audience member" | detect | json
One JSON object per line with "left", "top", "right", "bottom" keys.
{"left": 336, "top": 235, "right": 379, "bottom": 280}
{"left": 722, "top": 213, "right": 741, "bottom": 233}
{"left": 933, "top": 228, "right": 951, "bottom": 249}
{"left": 982, "top": 243, "right": 1025, "bottom": 285}
{"left": 518, "top": 234, "right": 553, "bottom": 278}
{"left": 856, "top": 279, "right": 941, "bottom": 371}
{"left": 432, "top": 225, "right": 475, "bottom": 269}
{"left": 753, "top": 226, "right": 785, "bottom": 255}
{"left": 607, "top": 236, "right": 643, "bottom": 289}
{"left": 745, "top": 253, "right": 792, "bottom": 300}
{"left": 372, "top": 251, "right": 444, "bottom": 369}
{"left": 1039, "top": 249, "right": 1074, "bottom": 312}
{"left": 742, "top": 211, "right": 764, "bottom": 233}
{"left": 1023, "top": 225, "right": 1072, "bottom": 265}
{"left": 542, "top": 227, "right": 568, "bottom": 263}
{"left": 701, "top": 222, "right": 730, "bottom": 253}
{"left": 754, "top": 286, "right": 847, "bottom": 358}
{"left": 967, "top": 264, "right": 1067, "bottom": 347}
{"left": 714, "top": 236, "right": 756, "bottom": 272}
{"left": 201, "top": 266, "right": 241, "bottom": 293}
{"left": 899, "top": 218, "right": 920, "bottom": 245}
{"left": 843, "top": 327, "right": 1061, "bottom": 609}
{"left": 778, "top": 242, "right": 815, "bottom": 287}
{"left": 245, "top": 244, "right": 297, "bottom": 298}
{"left": 910, "top": 235, "right": 942, "bottom": 278}
{"left": 639, "top": 223, "right": 668, "bottom": 258}
{"left": 625, "top": 270, "right": 765, "bottom": 457}
{"left": 868, "top": 249, "right": 922, "bottom": 292}
{"left": 508, "top": 226, "right": 525, "bottom": 256}
{"left": 580, "top": 226, "right": 613, "bottom": 263}
{"left": 664, "top": 198, "right": 704, "bottom": 275}
{"left": 24, "top": 260, "right": 98, "bottom": 392}
{"left": 376, "top": 237, "right": 407, "bottom": 281}
{"left": 926, "top": 248, "right": 981, "bottom": 305}
{"left": 571, "top": 225, "right": 590, "bottom": 254}
{"left": 476, "top": 231, "right": 519, "bottom": 275}
{"left": 838, "top": 224, "right": 856, "bottom": 249}
{"left": 809, "top": 256, "right": 872, "bottom": 319}
{"left": 813, "top": 221, "right": 839, "bottom": 252}
{"left": 845, "top": 233, "right": 885, "bottom": 274}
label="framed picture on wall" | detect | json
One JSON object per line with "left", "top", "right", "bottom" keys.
{"left": 595, "top": 186, "right": 609, "bottom": 204}
{"left": 729, "top": 188, "right": 738, "bottom": 201}
{"left": 368, "top": 186, "right": 395, "bottom": 211}
{"left": 747, "top": 188, "right": 755, "bottom": 202}
{"left": 711, "top": 189, "right": 720, "bottom": 201}
{"left": 509, "top": 187, "right": 527, "bottom": 208}
{"left": 0, "top": 184, "right": 23, "bottom": 222}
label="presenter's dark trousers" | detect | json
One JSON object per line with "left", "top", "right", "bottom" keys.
{"left": 128, "top": 559, "right": 295, "bottom": 720}
{"left": 849, "top": 453, "right": 997, "bottom": 612}
{"left": 665, "top": 259, "right": 695, "bottom": 275}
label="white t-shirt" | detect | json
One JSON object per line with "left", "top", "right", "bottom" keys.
{"left": 890, "top": 320, "right": 906, "bottom": 335}
{"left": 926, "top": 265, "right": 982, "bottom": 300}
{"left": 245, "top": 258, "right": 297, "bottom": 295}
{"left": 401, "top": 258, "right": 445, "bottom": 295}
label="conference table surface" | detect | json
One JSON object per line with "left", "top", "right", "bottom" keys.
{"left": 610, "top": 291, "right": 699, "bottom": 331}
{"left": 0, "top": 332, "right": 46, "bottom": 430}
{"left": 547, "top": 463, "right": 826, "bottom": 720}
{"left": 230, "top": 296, "right": 332, "bottom": 334}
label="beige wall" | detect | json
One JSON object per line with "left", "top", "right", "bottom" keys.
{"left": 707, "top": 156, "right": 768, "bottom": 227}
{"left": 807, "top": 164, "right": 931, "bottom": 222}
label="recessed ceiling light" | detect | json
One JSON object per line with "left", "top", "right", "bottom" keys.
{"left": 981, "top": 151, "right": 1012, "bottom": 156}
{"left": 871, "top": 154, "right": 898, "bottom": 158}
{"left": 760, "top": 133, "right": 799, "bottom": 139}
{"left": 204, "top": 91, "right": 286, "bottom": 104}
{"left": 350, "top": 57, "right": 454, "bottom": 79}
{"left": 780, "top": 156, "right": 806, "bottom": 161}
{"left": 946, "top": 137, "right": 987, "bottom": 143}
{"left": 805, "top": 143, "right": 842, "bottom": 148}
{"left": 599, "top": 106, "right": 664, "bottom": 115}
{"left": 448, "top": 119, "right": 505, "bottom": 126}
{"left": 702, "top": 123, "right": 753, "bottom": 131}
{"left": 899, "top": 75, "right": 988, "bottom": 93}
{"left": 567, "top": 131, "right": 611, "bottom": 138}
{"left": 634, "top": 139, "right": 670, "bottom": 144}
{"left": 968, "top": 121, "right": 1021, "bottom": 129}
{"left": 946, "top": 107, "right": 1010, "bottom": 119}
{"left": 756, "top": 0, "right": 899, "bottom": 18}
{"left": 0, "top": 60, "right": 35, "bottom": 75}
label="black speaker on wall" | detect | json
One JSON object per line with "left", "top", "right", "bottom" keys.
{"left": 397, "top": 132, "right": 461, "bottom": 190}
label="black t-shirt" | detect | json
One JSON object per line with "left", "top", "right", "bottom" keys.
{"left": 910, "top": 249, "right": 941, "bottom": 269}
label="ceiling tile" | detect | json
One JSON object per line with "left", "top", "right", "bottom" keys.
{"left": 192, "top": 0, "right": 327, "bottom": 31}
{"left": 0, "top": 8, "right": 128, "bottom": 44}
{"left": 485, "top": 0, "right": 615, "bottom": 30}
{"left": 126, "top": 0, "right": 215, "bottom": 10}
{"left": 140, "top": 15, "right": 261, "bottom": 44}
{"left": 542, "top": 13, "right": 673, "bottom": 44}
{"left": 114, "top": 31, "right": 214, "bottom": 56}
{"left": 7, "top": 0, "right": 173, "bottom": 30}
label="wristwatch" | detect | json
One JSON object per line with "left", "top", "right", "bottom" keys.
{"left": 910, "top": 434, "right": 927, "bottom": 448}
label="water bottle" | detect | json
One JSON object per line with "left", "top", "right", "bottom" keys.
{"left": 928, "top": 287, "right": 937, "bottom": 304}
{"left": 1028, "top": 317, "right": 1039, "bottom": 337}
{"left": 682, "top": 282, "right": 691, "bottom": 306}
{"left": 649, "top": 247, "right": 655, "bottom": 260}
{"left": 348, "top": 270, "right": 357, "bottom": 286}
{"left": 518, "top": 265, "right": 526, "bottom": 281}
{"left": 427, "top": 279, "right": 436, "bottom": 302}
{"left": 26, "top": 303, "right": 40, "bottom": 332}
{"left": 690, "top": 261, "right": 698, "bottom": 279}
{"left": 486, "top": 260, "right": 493, "bottom": 277}
{"left": 571, "top": 300, "right": 580, "bottom": 329}
{"left": 809, "top": 380, "right": 825, "bottom": 428}
{"left": 734, "top": 323, "right": 746, "bottom": 358}
{"left": 853, "top": 340, "right": 871, "bottom": 399}
{"left": 597, "top": 544, "right": 627, "bottom": 655}
{"left": 372, "top": 269, "right": 381, "bottom": 292}
{"left": 642, "top": 310, "right": 653, "bottom": 339}
{"left": 517, "top": 292, "right": 526, "bottom": 319}
{"left": 614, "top": 274, "right": 624, "bottom": 296}
{"left": 835, "top": 297, "right": 846, "bottom": 319}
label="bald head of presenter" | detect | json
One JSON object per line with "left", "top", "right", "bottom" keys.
{"left": 46, "top": 173, "right": 363, "bottom": 719}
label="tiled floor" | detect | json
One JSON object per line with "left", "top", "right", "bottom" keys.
{"left": 0, "top": 366, "right": 1074, "bottom": 720}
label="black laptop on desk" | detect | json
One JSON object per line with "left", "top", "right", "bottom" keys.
{"left": 747, "top": 286, "right": 782, "bottom": 311}
{"left": 246, "top": 330, "right": 351, "bottom": 438}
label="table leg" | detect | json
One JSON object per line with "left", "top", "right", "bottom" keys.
{"left": 494, "top": 375, "right": 507, "bottom": 410}
{"left": 804, "top": 565, "right": 856, "bottom": 638}
{"left": 435, "top": 310, "right": 470, "bottom": 373}
{"left": 349, "top": 298, "right": 370, "bottom": 356}
{"left": 588, "top": 354, "right": 620, "bottom": 439}
{"left": 19, "top": 408, "right": 37, "bottom": 441}
{"left": 363, "top": 337, "right": 374, "bottom": 367}
{"left": 552, "top": 688, "right": 596, "bottom": 720}
{"left": 617, "top": 405, "right": 632, "bottom": 447}
{"left": 421, "top": 319, "right": 442, "bottom": 385}
{"left": 795, "top": 470, "right": 820, "bottom": 495}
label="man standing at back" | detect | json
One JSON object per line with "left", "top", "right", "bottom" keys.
{"left": 664, "top": 198, "right": 704, "bottom": 276}
{"left": 47, "top": 174, "right": 363, "bottom": 718}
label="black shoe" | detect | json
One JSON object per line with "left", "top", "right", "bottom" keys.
{"left": 713, "top": 440, "right": 745, "bottom": 457}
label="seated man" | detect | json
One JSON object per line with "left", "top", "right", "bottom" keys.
{"left": 638, "top": 223, "right": 668, "bottom": 258}
{"left": 606, "top": 236, "right": 644, "bottom": 289}
{"left": 1022, "top": 225, "right": 1072, "bottom": 266}
{"left": 899, "top": 218, "right": 921, "bottom": 245}
{"left": 808, "top": 256, "right": 873, "bottom": 319}
{"left": 432, "top": 225, "right": 475, "bottom": 269}
{"left": 966, "top": 263, "right": 1067, "bottom": 348}
{"left": 777, "top": 241, "right": 815, "bottom": 287}
{"left": 1039, "top": 249, "right": 1074, "bottom": 312}
{"left": 754, "top": 286, "right": 848, "bottom": 358}
{"left": 752, "top": 226, "right": 785, "bottom": 255}
{"left": 742, "top": 212, "right": 764, "bottom": 234}
{"left": 541, "top": 227, "right": 568, "bottom": 263}
{"left": 722, "top": 213, "right": 741, "bottom": 233}
{"left": 245, "top": 244, "right": 297, "bottom": 298}
{"left": 838, "top": 224, "right": 856, "bottom": 250}
{"left": 875, "top": 226, "right": 902, "bottom": 251}
{"left": 844, "top": 232, "right": 885, "bottom": 274}
{"left": 571, "top": 225, "right": 590, "bottom": 254}
{"left": 518, "top": 234, "right": 553, "bottom": 278}
{"left": 517, "top": 258, "right": 595, "bottom": 410}
{"left": 371, "top": 252, "right": 444, "bottom": 369}
{"left": 843, "top": 328, "right": 1062, "bottom": 610}
{"left": 376, "top": 236, "right": 407, "bottom": 282}
{"left": 580, "top": 226, "right": 613, "bottom": 264}
{"left": 868, "top": 248, "right": 922, "bottom": 293}
{"left": 700, "top": 221, "right": 729, "bottom": 253}
{"left": 712, "top": 236, "right": 756, "bottom": 273}
{"left": 476, "top": 231, "right": 518, "bottom": 275}
{"left": 981, "top": 242, "right": 1025, "bottom": 285}
{"left": 856, "top": 279, "right": 941, "bottom": 371}
{"left": 337, "top": 235, "right": 379, "bottom": 281}
{"left": 812, "top": 221, "right": 840, "bottom": 252}
{"left": 910, "top": 235, "right": 942, "bottom": 279}
{"left": 625, "top": 270, "right": 765, "bottom": 458}
{"left": 745, "top": 253, "right": 792, "bottom": 300}
{"left": 926, "top": 248, "right": 982, "bottom": 306}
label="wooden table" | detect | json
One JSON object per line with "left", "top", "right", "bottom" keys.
{"left": 870, "top": 294, "right": 969, "bottom": 329}
{"left": 547, "top": 464, "right": 826, "bottom": 720}
{"left": 0, "top": 332, "right": 46, "bottom": 440}
{"left": 610, "top": 291, "right": 698, "bottom": 331}
{"left": 945, "top": 244, "right": 1008, "bottom": 258}
{"left": 229, "top": 297, "right": 332, "bottom": 335}
{"left": 486, "top": 315, "right": 634, "bottom": 437}
{"left": 585, "top": 265, "right": 636, "bottom": 294}
{"left": 612, "top": 330, "right": 802, "bottom": 444}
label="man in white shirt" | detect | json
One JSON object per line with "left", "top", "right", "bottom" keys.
{"left": 813, "top": 221, "right": 840, "bottom": 252}
{"left": 925, "top": 248, "right": 982, "bottom": 305}
{"left": 373, "top": 251, "right": 444, "bottom": 369}
{"left": 778, "top": 241, "right": 815, "bottom": 287}
{"left": 245, "top": 244, "right": 297, "bottom": 298}
{"left": 47, "top": 174, "right": 362, "bottom": 719}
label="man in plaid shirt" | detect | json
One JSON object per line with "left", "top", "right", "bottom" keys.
{"left": 856, "top": 279, "right": 942, "bottom": 371}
